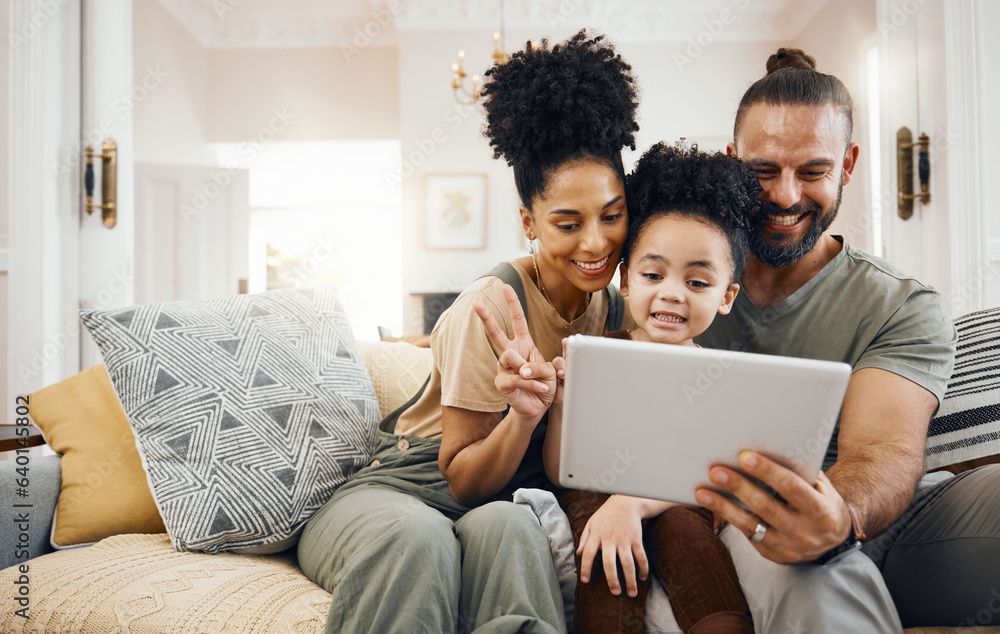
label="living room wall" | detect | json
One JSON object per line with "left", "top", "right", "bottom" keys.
{"left": 133, "top": 0, "right": 213, "bottom": 165}
{"left": 394, "top": 26, "right": 838, "bottom": 333}
{"left": 130, "top": 1, "right": 885, "bottom": 337}
{"left": 0, "top": 1, "right": 9, "bottom": 409}
{"left": 792, "top": 0, "right": 876, "bottom": 253}
{"left": 207, "top": 47, "right": 399, "bottom": 143}
{"left": 134, "top": 2, "right": 399, "bottom": 161}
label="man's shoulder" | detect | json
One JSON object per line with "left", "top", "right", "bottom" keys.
{"left": 837, "top": 241, "right": 938, "bottom": 295}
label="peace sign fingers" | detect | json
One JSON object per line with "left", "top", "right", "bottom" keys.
{"left": 500, "top": 283, "right": 531, "bottom": 342}
{"left": 472, "top": 297, "right": 512, "bottom": 352}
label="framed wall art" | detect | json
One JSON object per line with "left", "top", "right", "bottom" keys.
{"left": 424, "top": 173, "right": 488, "bottom": 250}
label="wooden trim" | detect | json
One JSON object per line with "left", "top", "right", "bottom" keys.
{"left": 0, "top": 425, "right": 45, "bottom": 452}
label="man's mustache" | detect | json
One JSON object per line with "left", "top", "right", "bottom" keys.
{"left": 752, "top": 201, "right": 822, "bottom": 223}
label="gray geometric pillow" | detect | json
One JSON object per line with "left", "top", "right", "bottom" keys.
{"left": 79, "top": 287, "right": 380, "bottom": 554}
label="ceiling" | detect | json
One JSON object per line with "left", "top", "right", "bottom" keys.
{"left": 155, "top": 0, "right": 832, "bottom": 49}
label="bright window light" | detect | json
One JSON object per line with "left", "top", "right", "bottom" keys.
{"left": 210, "top": 141, "right": 402, "bottom": 340}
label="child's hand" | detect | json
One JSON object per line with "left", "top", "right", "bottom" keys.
{"left": 577, "top": 495, "right": 649, "bottom": 598}
{"left": 551, "top": 337, "right": 568, "bottom": 409}
{"left": 551, "top": 355, "right": 566, "bottom": 409}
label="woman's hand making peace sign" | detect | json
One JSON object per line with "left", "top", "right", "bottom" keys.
{"left": 472, "top": 284, "right": 562, "bottom": 424}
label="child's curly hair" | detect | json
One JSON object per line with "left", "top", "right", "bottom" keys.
{"left": 481, "top": 30, "right": 640, "bottom": 210}
{"left": 624, "top": 142, "right": 761, "bottom": 281}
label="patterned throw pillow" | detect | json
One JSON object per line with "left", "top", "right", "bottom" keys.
{"left": 926, "top": 307, "right": 1000, "bottom": 470}
{"left": 79, "top": 287, "right": 380, "bottom": 554}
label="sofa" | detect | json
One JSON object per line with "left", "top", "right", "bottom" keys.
{"left": 2, "top": 295, "right": 999, "bottom": 633}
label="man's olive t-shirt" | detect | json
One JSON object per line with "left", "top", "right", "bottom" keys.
{"left": 695, "top": 237, "right": 957, "bottom": 469}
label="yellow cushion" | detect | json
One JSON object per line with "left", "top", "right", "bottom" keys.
{"left": 30, "top": 364, "right": 165, "bottom": 547}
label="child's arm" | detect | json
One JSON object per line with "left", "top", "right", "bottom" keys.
{"left": 542, "top": 354, "right": 566, "bottom": 484}
{"left": 578, "top": 495, "right": 680, "bottom": 597}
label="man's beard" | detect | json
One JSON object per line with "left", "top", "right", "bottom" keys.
{"left": 747, "top": 182, "right": 843, "bottom": 269}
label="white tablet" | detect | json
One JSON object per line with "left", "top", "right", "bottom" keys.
{"left": 558, "top": 335, "right": 851, "bottom": 505}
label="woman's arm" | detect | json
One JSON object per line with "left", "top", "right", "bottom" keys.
{"left": 438, "top": 284, "right": 557, "bottom": 504}
{"left": 440, "top": 406, "right": 539, "bottom": 504}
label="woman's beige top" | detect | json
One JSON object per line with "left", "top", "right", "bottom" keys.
{"left": 394, "top": 261, "right": 624, "bottom": 438}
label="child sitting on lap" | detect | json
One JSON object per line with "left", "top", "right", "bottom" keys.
{"left": 546, "top": 142, "right": 759, "bottom": 633}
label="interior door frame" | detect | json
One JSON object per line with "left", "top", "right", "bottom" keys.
{"left": 78, "top": 0, "right": 136, "bottom": 369}
{"left": 7, "top": 0, "right": 135, "bottom": 410}
{"left": 876, "top": 0, "right": 988, "bottom": 317}
{"left": 8, "top": 0, "right": 83, "bottom": 410}
{"left": 943, "top": 0, "right": 987, "bottom": 316}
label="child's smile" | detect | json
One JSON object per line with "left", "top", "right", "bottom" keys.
{"left": 620, "top": 214, "right": 739, "bottom": 346}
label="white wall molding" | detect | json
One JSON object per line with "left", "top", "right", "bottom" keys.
{"left": 8, "top": 0, "right": 82, "bottom": 404}
{"left": 943, "top": 0, "right": 986, "bottom": 316}
{"left": 154, "top": 0, "right": 831, "bottom": 49}
{"left": 0, "top": 249, "right": 8, "bottom": 272}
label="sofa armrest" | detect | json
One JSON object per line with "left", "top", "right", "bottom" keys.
{"left": 1, "top": 454, "right": 60, "bottom": 569}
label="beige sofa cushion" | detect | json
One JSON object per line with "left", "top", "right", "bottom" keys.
{"left": 357, "top": 340, "right": 433, "bottom": 418}
{"left": 0, "top": 533, "right": 330, "bottom": 632}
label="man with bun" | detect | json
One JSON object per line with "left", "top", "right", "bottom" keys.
{"left": 694, "top": 48, "right": 1000, "bottom": 630}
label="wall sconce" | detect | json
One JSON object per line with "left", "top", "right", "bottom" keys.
{"left": 85, "top": 139, "right": 117, "bottom": 228}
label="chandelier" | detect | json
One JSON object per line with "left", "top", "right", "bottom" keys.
{"left": 451, "top": 0, "right": 509, "bottom": 105}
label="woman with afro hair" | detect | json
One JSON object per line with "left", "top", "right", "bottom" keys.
{"left": 298, "top": 30, "right": 638, "bottom": 634}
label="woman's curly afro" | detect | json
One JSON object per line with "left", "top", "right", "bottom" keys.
{"left": 481, "top": 30, "right": 639, "bottom": 209}
{"left": 624, "top": 142, "right": 761, "bottom": 282}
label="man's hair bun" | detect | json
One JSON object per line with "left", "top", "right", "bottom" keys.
{"left": 766, "top": 48, "right": 817, "bottom": 74}
{"left": 735, "top": 47, "right": 853, "bottom": 145}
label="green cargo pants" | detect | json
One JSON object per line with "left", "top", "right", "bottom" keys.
{"left": 298, "top": 429, "right": 567, "bottom": 634}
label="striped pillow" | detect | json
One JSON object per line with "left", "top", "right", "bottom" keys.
{"left": 925, "top": 307, "right": 1000, "bottom": 470}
